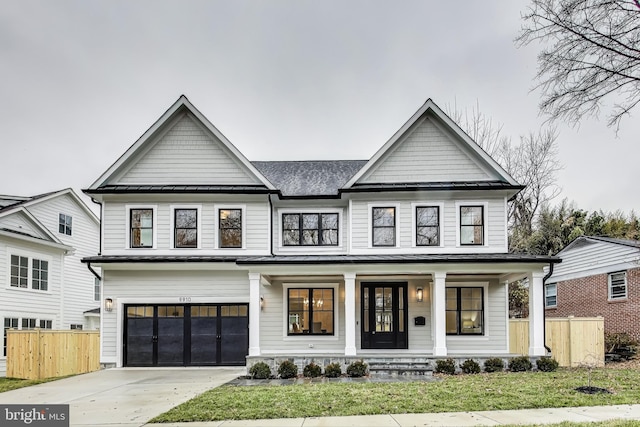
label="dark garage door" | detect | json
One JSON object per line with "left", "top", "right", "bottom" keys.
{"left": 124, "top": 304, "right": 248, "bottom": 367}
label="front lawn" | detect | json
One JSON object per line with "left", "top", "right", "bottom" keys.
{"left": 151, "top": 368, "right": 640, "bottom": 422}
{"left": 0, "top": 377, "right": 57, "bottom": 393}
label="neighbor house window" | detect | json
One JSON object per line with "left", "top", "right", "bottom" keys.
{"left": 219, "top": 209, "right": 242, "bottom": 248}
{"left": 416, "top": 206, "right": 439, "bottom": 246}
{"left": 282, "top": 213, "right": 339, "bottom": 246}
{"left": 608, "top": 271, "right": 627, "bottom": 300}
{"left": 32, "top": 259, "right": 48, "bottom": 291}
{"left": 39, "top": 320, "right": 52, "bottom": 329}
{"left": 10, "top": 255, "right": 28, "bottom": 288}
{"left": 446, "top": 287, "right": 484, "bottom": 335}
{"left": 288, "top": 288, "right": 334, "bottom": 335}
{"left": 174, "top": 209, "right": 197, "bottom": 248}
{"left": 4, "top": 318, "right": 18, "bottom": 356}
{"left": 21, "top": 318, "right": 36, "bottom": 330}
{"left": 460, "top": 206, "right": 484, "bottom": 245}
{"left": 545, "top": 283, "right": 557, "bottom": 308}
{"left": 130, "top": 209, "right": 153, "bottom": 248}
{"left": 372, "top": 207, "right": 396, "bottom": 247}
{"left": 70, "top": 324, "right": 83, "bottom": 330}
{"left": 59, "top": 213, "right": 72, "bottom": 235}
{"left": 94, "top": 277, "right": 100, "bottom": 301}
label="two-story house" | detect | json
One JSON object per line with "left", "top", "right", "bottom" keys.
{"left": 83, "top": 96, "right": 558, "bottom": 370}
{"left": 0, "top": 188, "right": 100, "bottom": 376}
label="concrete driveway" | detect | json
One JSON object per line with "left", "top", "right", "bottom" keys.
{"left": 0, "top": 367, "right": 245, "bottom": 427}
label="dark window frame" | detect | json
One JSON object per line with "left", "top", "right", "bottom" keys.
{"left": 130, "top": 208, "right": 154, "bottom": 248}
{"left": 219, "top": 208, "right": 243, "bottom": 248}
{"left": 4, "top": 317, "right": 18, "bottom": 356}
{"left": 282, "top": 213, "right": 339, "bottom": 246}
{"left": 59, "top": 213, "right": 72, "bottom": 236}
{"left": 287, "top": 287, "right": 335, "bottom": 336}
{"left": 372, "top": 207, "right": 396, "bottom": 247}
{"left": 460, "top": 205, "right": 484, "bottom": 246}
{"left": 174, "top": 208, "right": 198, "bottom": 248}
{"left": 445, "top": 287, "right": 485, "bottom": 336}
{"left": 415, "top": 206, "right": 440, "bottom": 246}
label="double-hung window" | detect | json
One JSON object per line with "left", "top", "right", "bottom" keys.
{"left": 10, "top": 255, "right": 48, "bottom": 291}
{"left": 545, "top": 283, "right": 557, "bottom": 308}
{"left": 94, "top": 278, "right": 101, "bottom": 301}
{"left": 32, "top": 259, "right": 48, "bottom": 291}
{"left": 59, "top": 213, "right": 72, "bottom": 235}
{"left": 372, "top": 207, "right": 396, "bottom": 247}
{"left": 219, "top": 209, "right": 242, "bottom": 248}
{"left": 287, "top": 288, "right": 334, "bottom": 335}
{"left": 130, "top": 209, "right": 153, "bottom": 248}
{"left": 608, "top": 271, "right": 627, "bottom": 300}
{"left": 10, "top": 255, "right": 28, "bottom": 288}
{"left": 282, "top": 213, "right": 339, "bottom": 246}
{"left": 446, "top": 287, "right": 484, "bottom": 335}
{"left": 174, "top": 209, "right": 197, "bottom": 248}
{"left": 416, "top": 206, "right": 440, "bottom": 246}
{"left": 460, "top": 206, "right": 484, "bottom": 245}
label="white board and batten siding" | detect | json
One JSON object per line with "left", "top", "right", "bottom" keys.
{"left": 101, "top": 269, "right": 250, "bottom": 364}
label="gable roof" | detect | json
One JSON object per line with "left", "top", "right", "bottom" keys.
{"left": 559, "top": 235, "right": 640, "bottom": 254}
{"left": 87, "top": 95, "right": 275, "bottom": 192}
{"left": 0, "top": 188, "right": 99, "bottom": 225}
{"left": 343, "top": 99, "right": 520, "bottom": 189}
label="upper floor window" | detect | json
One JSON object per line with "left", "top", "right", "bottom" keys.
{"left": 446, "top": 287, "right": 484, "bottom": 335}
{"left": 288, "top": 288, "right": 334, "bottom": 335}
{"left": 10, "top": 255, "right": 28, "bottom": 288}
{"left": 460, "top": 206, "right": 484, "bottom": 245}
{"left": 372, "top": 207, "right": 396, "bottom": 247}
{"left": 608, "top": 271, "right": 627, "bottom": 300}
{"left": 130, "top": 209, "right": 153, "bottom": 248}
{"left": 545, "top": 283, "right": 557, "bottom": 308}
{"left": 31, "top": 259, "right": 48, "bottom": 291}
{"left": 416, "top": 206, "right": 440, "bottom": 246}
{"left": 59, "top": 213, "right": 72, "bottom": 235}
{"left": 219, "top": 209, "right": 242, "bottom": 248}
{"left": 283, "top": 213, "right": 339, "bottom": 246}
{"left": 94, "top": 277, "right": 101, "bottom": 302}
{"left": 10, "top": 255, "right": 47, "bottom": 291}
{"left": 174, "top": 209, "right": 197, "bottom": 248}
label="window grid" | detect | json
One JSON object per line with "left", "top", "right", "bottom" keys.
{"left": 130, "top": 209, "right": 153, "bottom": 248}
{"left": 32, "top": 259, "right": 48, "bottom": 291}
{"left": 609, "top": 271, "right": 627, "bottom": 300}
{"left": 94, "top": 278, "right": 100, "bottom": 302}
{"left": 70, "top": 324, "right": 83, "bottom": 330}
{"left": 287, "top": 287, "right": 334, "bottom": 336}
{"left": 460, "top": 206, "right": 484, "bottom": 245}
{"left": 21, "top": 318, "right": 36, "bottom": 330}
{"left": 10, "top": 255, "right": 28, "bottom": 288}
{"left": 174, "top": 209, "right": 198, "bottom": 248}
{"left": 219, "top": 209, "right": 242, "bottom": 248}
{"left": 282, "top": 213, "right": 339, "bottom": 246}
{"left": 4, "top": 318, "right": 18, "bottom": 356}
{"left": 416, "top": 206, "right": 440, "bottom": 246}
{"left": 39, "top": 320, "right": 52, "bottom": 329}
{"left": 58, "top": 213, "right": 72, "bottom": 235}
{"left": 445, "top": 287, "right": 484, "bottom": 335}
{"left": 372, "top": 207, "right": 396, "bottom": 247}
{"left": 545, "top": 283, "right": 557, "bottom": 308}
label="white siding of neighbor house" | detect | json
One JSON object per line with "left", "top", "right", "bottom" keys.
{"left": 349, "top": 194, "right": 507, "bottom": 253}
{"left": 26, "top": 194, "right": 101, "bottom": 329}
{"left": 101, "top": 199, "right": 270, "bottom": 254}
{"left": 116, "top": 114, "right": 262, "bottom": 186}
{"left": 359, "top": 117, "right": 493, "bottom": 184}
{"left": 548, "top": 240, "right": 640, "bottom": 283}
{"left": 0, "top": 212, "right": 49, "bottom": 240}
{"left": 100, "top": 269, "right": 249, "bottom": 364}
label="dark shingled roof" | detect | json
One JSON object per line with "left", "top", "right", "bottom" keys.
{"left": 0, "top": 190, "right": 61, "bottom": 213}
{"left": 252, "top": 160, "right": 367, "bottom": 197}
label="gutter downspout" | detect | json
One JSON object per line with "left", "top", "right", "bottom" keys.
{"left": 87, "top": 262, "right": 102, "bottom": 281}
{"left": 541, "top": 262, "right": 555, "bottom": 355}
{"left": 268, "top": 193, "right": 274, "bottom": 256}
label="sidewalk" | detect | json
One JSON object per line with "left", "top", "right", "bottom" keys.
{"left": 149, "top": 404, "right": 640, "bottom": 426}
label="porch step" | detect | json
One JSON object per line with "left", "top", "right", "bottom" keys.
{"left": 368, "top": 361, "right": 433, "bottom": 377}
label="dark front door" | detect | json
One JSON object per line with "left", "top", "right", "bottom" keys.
{"left": 124, "top": 304, "right": 248, "bottom": 367}
{"left": 361, "top": 283, "right": 408, "bottom": 349}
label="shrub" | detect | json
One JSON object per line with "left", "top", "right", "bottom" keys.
{"left": 434, "top": 358, "right": 456, "bottom": 375}
{"left": 324, "top": 362, "right": 342, "bottom": 378}
{"left": 303, "top": 362, "right": 322, "bottom": 378}
{"left": 277, "top": 360, "right": 298, "bottom": 379}
{"left": 605, "top": 332, "right": 639, "bottom": 352}
{"left": 460, "top": 359, "right": 481, "bottom": 374}
{"left": 536, "top": 357, "right": 559, "bottom": 372}
{"left": 346, "top": 360, "right": 368, "bottom": 377}
{"left": 484, "top": 357, "right": 505, "bottom": 373}
{"left": 509, "top": 356, "right": 532, "bottom": 372}
{"left": 248, "top": 361, "right": 271, "bottom": 379}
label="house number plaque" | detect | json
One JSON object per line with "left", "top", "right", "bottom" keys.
{"left": 179, "top": 297, "right": 192, "bottom": 303}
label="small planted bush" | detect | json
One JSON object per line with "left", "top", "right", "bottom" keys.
{"left": 435, "top": 358, "right": 456, "bottom": 375}
{"left": 277, "top": 360, "right": 299, "bottom": 379}
{"left": 484, "top": 357, "right": 505, "bottom": 373}
{"left": 460, "top": 359, "right": 481, "bottom": 374}
{"left": 303, "top": 362, "right": 322, "bottom": 378}
{"left": 346, "top": 360, "right": 368, "bottom": 377}
{"left": 248, "top": 361, "right": 271, "bottom": 379}
{"left": 509, "top": 356, "right": 532, "bottom": 372}
{"left": 536, "top": 357, "right": 559, "bottom": 372}
{"left": 325, "top": 362, "right": 342, "bottom": 378}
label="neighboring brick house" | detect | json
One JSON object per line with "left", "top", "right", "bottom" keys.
{"left": 546, "top": 236, "right": 640, "bottom": 340}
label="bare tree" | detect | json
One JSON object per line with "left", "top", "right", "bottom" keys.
{"left": 446, "top": 100, "right": 511, "bottom": 158}
{"left": 517, "top": 0, "right": 640, "bottom": 131}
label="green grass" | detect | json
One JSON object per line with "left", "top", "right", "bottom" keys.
{"left": 0, "top": 377, "right": 59, "bottom": 393}
{"left": 509, "top": 422, "right": 640, "bottom": 427}
{"left": 150, "top": 368, "right": 640, "bottom": 423}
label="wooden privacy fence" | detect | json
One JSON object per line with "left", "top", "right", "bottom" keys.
{"left": 509, "top": 317, "right": 604, "bottom": 367}
{"left": 6, "top": 330, "right": 100, "bottom": 380}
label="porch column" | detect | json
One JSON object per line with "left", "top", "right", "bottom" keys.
{"left": 344, "top": 273, "right": 357, "bottom": 356}
{"left": 248, "top": 273, "right": 261, "bottom": 356}
{"left": 432, "top": 272, "right": 447, "bottom": 356}
{"left": 528, "top": 271, "right": 546, "bottom": 356}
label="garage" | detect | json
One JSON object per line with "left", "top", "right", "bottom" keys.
{"left": 124, "top": 304, "right": 248, "bottom": 367}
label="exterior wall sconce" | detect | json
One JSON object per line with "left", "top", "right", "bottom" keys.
{"left": 260, "top": 296, "right": 264, "bottom": 310}
{"left": 416, "top": 287, "right": 423, "bottom": 302}
{"left": 105, "top": 298, "right": 113, "bottom": 312}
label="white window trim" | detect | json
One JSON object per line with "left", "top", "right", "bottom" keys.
{"left": 282, "top": 283, "right": 340, "bottom": 341}
{"left": 125, "top": 204, "right": 158, "bottom": 250}
{"left": 545, "top": 283, "right": 557, "bottom": 308}
{"left": 368, "top": 202, "right": 401, "bottom": 249}
{"left": 169, "top": 204, "right": 202, "bottom": 249}
{"left": 411, "top": 202, "right": 444, "bottom": 248}
{"left": 444, "top": 281, "right": 489, "bottom": 338}
{"left": 213, "top": 204, "right": 246, "bottom": 250}
{"left": 608, "top": 271, "right": 628, "bottom": 301}
{"left": 277, "top": 208, "right": 344, "bottom": 251}
{"left": 58, "top": 213, "right": 72, "bottom": 236}
{"left": 455, "top": 201, "right": 489, "bottom": 247}
{"left": 6, "top": 248, "right": 52, "bottom": 294}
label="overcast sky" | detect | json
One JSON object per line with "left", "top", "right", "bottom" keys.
{"left": 1, "top": 1, "right": 638, "bottom": 215}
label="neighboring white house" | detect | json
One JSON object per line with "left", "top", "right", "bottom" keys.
{"left": 0, "top": 189, "right": 100, "bottom": 376}
{"left": 83, "top": 96, "right": 559, "bottom": 369}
